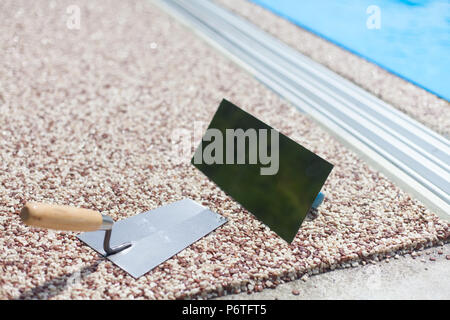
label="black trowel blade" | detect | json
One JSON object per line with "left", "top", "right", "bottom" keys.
{"left": 192, "top": 99, "right": 333, "bottom": 243}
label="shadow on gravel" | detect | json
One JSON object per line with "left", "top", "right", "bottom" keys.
{"left": 16, "top": 259, "right": 103, "bottom": 300}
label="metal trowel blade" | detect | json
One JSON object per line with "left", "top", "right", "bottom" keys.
{"left": 77, "top": 199, "right": 227, "bottom": 278}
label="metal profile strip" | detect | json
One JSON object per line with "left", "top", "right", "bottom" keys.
{"left": 155, "top": 0, "right": 450, "bottom": 220}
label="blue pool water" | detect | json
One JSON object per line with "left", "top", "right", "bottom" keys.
{"left": 249, "top": 0, "right": 450, "bottom": 101}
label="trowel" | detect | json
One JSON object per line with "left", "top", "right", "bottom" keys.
{"left": 20, "top": 199, "right": 227, "bottom": 278}
{"left": 192, "top": 99, "right": 333, "bottom": 243}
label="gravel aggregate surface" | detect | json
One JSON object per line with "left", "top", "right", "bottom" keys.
{"left": 216, "top": 0, "right": 450, "bottom": 138}
{"left": 0, "top": 0, "right": 448, "bottom": 300}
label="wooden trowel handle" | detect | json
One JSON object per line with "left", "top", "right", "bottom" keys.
{"left": 20, "top": 203, "right": 103, "bottom": 232}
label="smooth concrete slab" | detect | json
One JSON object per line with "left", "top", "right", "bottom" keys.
{"left": 217, "top": 244, "right": 449, "bottom": 300}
